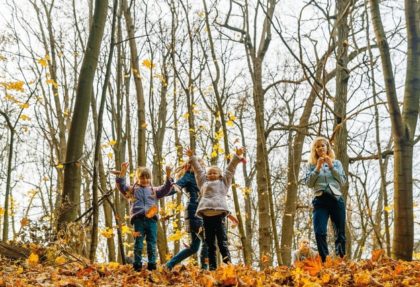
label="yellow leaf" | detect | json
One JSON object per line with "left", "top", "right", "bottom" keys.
{"left": 226, "top": 120, "right": 234, "bottom": 127}
{"left": 19, "top": 114, "right": 31, "bottom": 121}
{"left": 107, "top": 262, "right": 119, "bottom": 270}
{"left": 142, "top": 59, "right": 155, "bottom": 69}
{"left": 121, "top": 224, "right": 132, "bottom": 235}
{"left": 211, "top": 151, "right": 218, "bottom": 158}
{"left": 107, "top": 153, "right": 113, "bottom": 159}
{"left": 141, "top": 122, "right": 148, "bottom": 128}
{"left": 55, "top": 256, "right": 66, "bottom": 265}
{"left": 182, "top": 112, "right": 189, "bottom": 119}
{"left": 100, "top": 227, "right": 114, "bottom": 238}
{"left": 109, "top": 139, "right": 117, "bottom": 146}
{"left": 37, "top": 55, "right": 50, "bottom": 67}
{"left": 384, "top": 205, "right": 392, "bottom": 213}
{"left": 46, "top": 78, "right": 59, "bottom": 88}
{"left": 19, "top": 103, "right": 29, "bottom": 109}
{"left": 27, "top": 253, "right": 39, "bottom": 266}
{"left": 168, "top": 230, "right": 186, "bottom": 242}
{"left": 0, "top": 208, "right": 4, "bottom": 216}
{"left": 56, "top": 163, "right": 64, "bottom": 169}
{"left": 16, "top": 266, "right": 24, "bottom": 274}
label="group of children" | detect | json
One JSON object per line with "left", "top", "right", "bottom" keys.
{"left": 114, "top": 135, "right": 347, "bottom": 271}
{"left": 114, "top": 147, "right": 245, "bottom": 271}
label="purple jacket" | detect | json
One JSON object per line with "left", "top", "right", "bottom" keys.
{"left": 116, "top": 177, "right": 173, "bottom": 221}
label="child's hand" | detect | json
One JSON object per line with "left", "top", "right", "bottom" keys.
{"left": 235, "top": 147, "right": 245, "bottom": 157}
{"left": 120, "top": 162, "right": 129, "bottom": 176}
{"left": 165, "top": 165, "right": 172, "bottom": 177}
{"left": 185, "top": 148, "right": 194, "bottom": 157}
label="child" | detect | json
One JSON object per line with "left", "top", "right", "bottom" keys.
{"left": 186, "top": 147, "right": 245, "bottom": 270}
{"left": 291, "top": 238, "right": 318, "bottom": 266}
{"left": 165, "top": 160, "right": 209, "bottom": 270}
{"left": 113, "top": 162, "right": 173, "bottom": 271}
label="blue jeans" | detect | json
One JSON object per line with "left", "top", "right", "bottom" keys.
{"left": 166, "top": 230, "right": 208, "bottom": 270}
{"left": 312, "top": 193, "right": 346, "bottom": 262}
{"left": 132, "top": 216, "right": 158, "bottom": 267}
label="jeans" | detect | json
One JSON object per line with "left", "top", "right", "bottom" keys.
{"left": 166, "top": 229, "right": 209, "bottom": 270}
{"left": 132, "top": 216, "right": 158, "bottom": 267}
{"left": 312, "top": 193, "right": 346, "bottom": 262}
{"left": 203, "top": 214, "right": 231, "bottom": 270}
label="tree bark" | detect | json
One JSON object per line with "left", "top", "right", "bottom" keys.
{"left": 58, "top": 0, "right": 108, "bottom": 233}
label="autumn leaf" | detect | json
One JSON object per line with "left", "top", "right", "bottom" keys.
{"left": 19, "top": 114, "right": 31, "bottom": 121}
{"left": 37, "top": 55, "right": 50, "bottom": 67}
{"left": 146, "top": 205, "right": 158, "bottom": 218}
{"left": 353, "top": 270, "right": 372, "bottom": 286}
{"left": 141, "top": 122, "right": 148, "bottom": 128}
{"left": 302, "top": 256, "right": 323, "bottom": 276}
{"left": 142, "top": 59, "right": 155, "bottom": 69}
{"left": 108, "top": 139, "right": 117, "bottom": 146}
{"left": 226, "top": 120, "right": 234, "bottom": 127}
{"left": 55, "top": 256, "right": 67, "bottom": 265}
{"left": 216, "top": 264, "right": 237, "bottom": 286}
{"left": 100, "top": 227, "right": 114, "bottom": 238}
{"left": 121, "top": 224, "right": 132, "bottom": 235}
{"left": 20, "top": 217, "right": 30, "bottom": 227}
{"left": 0, "top": 208, "right": 4, "bottom": 216}
{"left": 107, "top": 262, "right": 119, "bottom": 270}
{"left": 56, "top": 163, "right": 64, "bottom": 169}
{"left": 27, "top": 253, "right": 39, "bottom": 266}
{"left": 371, "top": 249, "right": 385, "bottom": 262}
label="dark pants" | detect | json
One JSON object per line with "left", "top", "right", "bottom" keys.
{"left": 166, "top": 228, "right": 208, "bottom": 270}
{"left": 312, "top": 193, "right": 346, "bottom": 262}
{"left": 203, "top": 214, "right": 231, "bottom": 270}
{"left": 132, "top": 216, "right": 158, "bottom": 269}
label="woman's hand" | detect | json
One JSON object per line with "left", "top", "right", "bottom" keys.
{"left": 323, "top": 156, "right": 333, "bottom": 169}
{"left": 185, "top": 148, "right": 194, "bottom": 157}
{"left": 316, "top": 157, "right": 324, "bottom": 171}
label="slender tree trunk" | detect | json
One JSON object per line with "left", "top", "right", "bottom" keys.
{"left": 333, "top": 0, "right": 352, "bottom": 258}
{"left": 90, "top": 0, "right": 118, "bottom": 262}
{"left": 122, "top": 0, "right": 146, "bottom": 166}
{"left": 369, "top": 0, "right": 419, "bottom": 260}
{"left": 58, "top": 0, "right": 108, "bottom": 233}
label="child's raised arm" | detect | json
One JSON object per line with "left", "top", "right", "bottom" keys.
{"left": 186, "top": 148, "right": 206, "bottom": 188}
{"left": 113, "top": 162, "right": 131, "bottom": 197}
{"left": 223, "top": 147, "right": 245, "bottom": 187}
{"left": 154, "top": 165, "right": 174, "bottom": 198}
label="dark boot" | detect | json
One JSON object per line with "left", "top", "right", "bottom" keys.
{"left": 133, "top": 263, "right": 142, "bottom": 272}
{"left": 147, "top": 263, "right": 157, "bottom": 271}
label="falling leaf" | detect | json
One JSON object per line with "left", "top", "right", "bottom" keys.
{"left": 121, "top": 225, "right": 132, "bottom": 235}
{"left": 37, "top": 55, "right": 50, "bottom": 67}
{"left": 19, "top": 114, "right": 31, "bottom": 121}
{"left": 0, "top": 208, "right": 4, "bottom": 216}
{"left": 182, "top": 112, "right": 189, "bottom": 119}
{"left": 109, "top": 139, "right": 117, "bottom": 146}
{"left": 56, "top": 164, "right": 64, "bottom": 169}
{"left": 226, "top": 120, "right": 234, "bottom": 127}
{"left": 384, "top": 205, "right": 392, "bottom": 213}
{"left": 19, "top": 103, "right": 29, "bottom": 109}
{"left": 20, "top": 217, "right": 30, "bottom": 227}
{"left": 107, "top": 153, "right": 113, "bottom": 159}
{"left": 146, "top": 205, "right": 158, "bottom": 218}
{"left": 100, "top": 228, "right": 114, "bottom": 238}
{"left": 142, "top": 59, "right": 155, "bottom": 69}
{"left": 141, "top": 122, "right": 148, "bottom": 128}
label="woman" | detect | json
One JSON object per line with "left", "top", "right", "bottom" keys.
{"left": 305, "top": 136, "right": 346, "bottom": 262}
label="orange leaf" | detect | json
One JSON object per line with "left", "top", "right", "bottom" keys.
{"left": 302, "top": 256, "right": 323, "bottom": 276}
{"left": 20, "top": 217, "right": 30, "bottom": 227}
{"left": 371, "top": 249, "right": 385, "bottom": 262}
{"left": 145, "top": 205, "right": 158, "bottom": 218}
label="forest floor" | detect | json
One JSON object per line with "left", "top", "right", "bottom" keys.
{"left": 0, "top": 250, "right": 419, "bottom": 286}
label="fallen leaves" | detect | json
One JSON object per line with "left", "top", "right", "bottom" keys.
{"left": 0, "top": 249, "right": 419, "bottom": 287}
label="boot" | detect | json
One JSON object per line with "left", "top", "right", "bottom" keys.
{"left": 133, "top": 263, "right": 142, "bottom": 272}
{"left": 147, "top": 263, "right": 157, "bottom": 271}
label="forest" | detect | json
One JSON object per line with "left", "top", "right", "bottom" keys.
{"left": 0, "top": 0, "right": 419, "bottom": 286}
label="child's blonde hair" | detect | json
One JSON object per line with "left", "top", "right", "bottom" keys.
{"left": 308, "top": 136, "right": 336, "bottom": 165}
{"left": 207, "top": 166, "right": 222, "bottom": 178}
{"left": 135, "top": 166, "right": 152, "bottom": 181}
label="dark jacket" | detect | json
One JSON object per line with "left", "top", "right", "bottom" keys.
{"left": 173, "top": 171, "right": 203, "bottom": 231}
{"left": 116, "top": 177, "right": 173, "bottom": 222}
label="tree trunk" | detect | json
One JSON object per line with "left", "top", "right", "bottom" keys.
{"left": 122, "top": 0, "right": 147, "bottom": 166}
{"left": 333, "top": 0, "right": 352, "bottom": 258}
{"left": 369, "top": 0, "right": 419, "bottom": 260}
{"left": 58, "top": 0, "right": 108, "bottom": 233}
